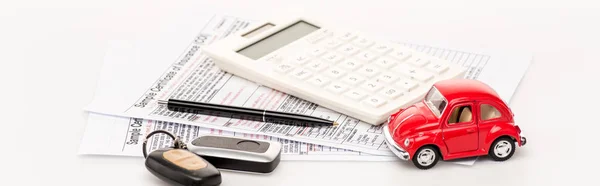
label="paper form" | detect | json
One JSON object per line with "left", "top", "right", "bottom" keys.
{"left": 84, "top": 14, "right": 531, "bottom": 156}
{"left": 78, "top": 113, "right": 478, "bottom": 165}
{"left": 79, "top": 113, "right": 396, "bottom": 161}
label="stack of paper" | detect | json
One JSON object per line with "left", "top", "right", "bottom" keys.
{"left": 78, "top": 14, "right": 531, "bottom": 166}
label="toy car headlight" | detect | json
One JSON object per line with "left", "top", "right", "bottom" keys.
{"left": 404, "top": 138, "right": 410, "bottom": 146}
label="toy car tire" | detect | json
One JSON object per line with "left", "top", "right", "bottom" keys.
{"left": 412, "top": 146, "right": 440, "bottom": 170}
{"left": 489, "top": 137, "right": 516, "bottom": 161}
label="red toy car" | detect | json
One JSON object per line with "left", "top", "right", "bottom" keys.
{"left": 383, "top": 79, "right": 526, "bottom": 169}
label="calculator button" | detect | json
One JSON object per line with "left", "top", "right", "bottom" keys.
{"left": 357, "top": 66, "right": 381, "bottom": 78}
{"left": 389, "top": 50, "right": 412, "bottom": 62}
{"left": 357, "top": 51, "right": 378, "bottom": 62}
{"left": 362, "top": 96, "right": 387, "bottom": 108}
{"left": 322, "top": 53, "right": 344, "bottom": 64}
{"left": 374, "top": 72, "right": 400, "bottom": 83}
{"left": 392, "top": 64, "right": 434, "bottom": 82}
{"left": 425, "top": 62, "right": 449, "bottom": 74}
{"left": 339, "top": 32, "right": 358, "bottom": 41}
{"left": 360, "top": 80, "right": 384, "bottom": 92}
{"left": 341, "top": 74, "right": 367, "bottom": 85}
{"left": 291, "top": 68, "right": 312, "bottom": 80}
{"left": 324, "top": 67, "right": 347, "bottom": 79}
{"left": 339, "top": 59, "right": 363, "bottom": 71}
{"left": 344, "top": 89, "right": 369, "bottom": 101}
{"left": 308, "top": 76, "right": 331, "bottom": 87}
{"left": 306, "top": 60, "right": 329, "bottom": 72}
{"left": 274, "top": 63, "right": 295, "bottom": 73}
{"left": 326, "top": 82, "right": 350, "bottom": 94}
{"left": 337, "top": 44, "right": 360, "bottom": 56}
{"left": 379, "top": 86, "right": 405, "bottom": 99}
{"left": 408, "top": 56, "right": 430, "bottom": 67}
{"left": 353, "top": 37, "right": 375, "bottom": 48}
{"left": 264, "top": 54, "right": 284, "bottom": 63}
{"left": 308, "top": 47, "right": 327, "bottom": 57}
{"left": 289, "top": 54, "right": 311, "bottom": 65}
{"left": 395, "top": 78, "right": 419, "bottom": 91}
{"left": 373, "top": 57, "right": 397, "bottom": 69}
{"left": 324, "top": 39, "right": 343, "bottom": 49}
{"left": 371, "top": 43, "right": 393, "bottom": 54}
{"left": 306, "top": 29, "right": 332, "bottom": 44}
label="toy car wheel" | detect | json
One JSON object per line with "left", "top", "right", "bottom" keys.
{"left": 489, "top": 137, "right": 515, "bottom": 161}
{"left": 412, "top": 146, "right": 439, "bottom": 169}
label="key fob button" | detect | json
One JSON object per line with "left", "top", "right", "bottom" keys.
{"left": 237, "top": 140, "right": 261, "bottom": 151}
{"left": 163, "top": 149, "right": 207, "bottom": 170}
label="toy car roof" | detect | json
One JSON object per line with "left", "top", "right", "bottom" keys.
{"left": 433, "top": 79, "right": 501, "bottom": 102}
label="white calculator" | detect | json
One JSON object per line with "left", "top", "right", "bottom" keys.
{"left": 203, "top": 17, "right": 466, "bottom": 125}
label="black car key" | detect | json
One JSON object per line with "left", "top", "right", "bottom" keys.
{"left": 142, "top": 130, "right": 221, "bottom": 186}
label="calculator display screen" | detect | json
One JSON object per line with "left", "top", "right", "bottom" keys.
{"left": 237, "top": 21, "right": 319, "bottom": 60}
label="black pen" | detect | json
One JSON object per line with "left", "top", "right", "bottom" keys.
{"left": 158, "top": 99, "right": 339, "bottom": 127}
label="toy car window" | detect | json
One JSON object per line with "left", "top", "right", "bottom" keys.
{"left": 480, "top": 104, "right": 501, "bottom": 121}
{"left": 448, "top": 105, "right": 473, "bottom": 124}
{"left": 424, "top": 87, "right": 447, "bottom": 118}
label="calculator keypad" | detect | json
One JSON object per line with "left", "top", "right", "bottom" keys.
{"left": 268, "top": 29, "right": 464, "bottom": 112}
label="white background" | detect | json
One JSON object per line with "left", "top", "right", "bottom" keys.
{"left": 2, "top": 0, "right": 599, "bottom": 186}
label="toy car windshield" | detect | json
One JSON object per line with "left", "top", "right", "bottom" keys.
{"left": 423, "top": 87, "right": 447, "bottom": 117}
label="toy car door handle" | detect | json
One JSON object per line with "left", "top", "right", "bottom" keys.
{"left": 466, "top": 128, "right": 476, "bottom": 133}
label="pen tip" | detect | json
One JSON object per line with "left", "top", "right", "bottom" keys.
{"left": 157, "top": 100, "right": 168, "bottom": 105}
{"left": 333, "top": 122, "right": 339, "bottom": 126}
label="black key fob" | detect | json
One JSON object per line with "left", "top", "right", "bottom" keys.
{"left": 187, "top": 135, "right": 282, "bottom": 174}
{"left": 145, "top": 148, "right": 222, "bottom": 186}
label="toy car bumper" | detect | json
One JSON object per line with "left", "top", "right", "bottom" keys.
{"left": 520, "top": 136, "right": 527, "bottom": 146}
{"left": 382, "top": 122, "right": 410, "bottom": 160}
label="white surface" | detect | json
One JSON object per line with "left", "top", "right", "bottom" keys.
{"left": 3, "top": 0, "right": 599, "bottom": 186}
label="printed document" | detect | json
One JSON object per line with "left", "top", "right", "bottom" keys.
{"left": 84, "top": 14, "right": 531, "bottom": 156}
{"left": 79, "top": 113, "right": 398, "bottom": 161}
{"left": 79, "top": 113, "right": 477, "bottom": 165}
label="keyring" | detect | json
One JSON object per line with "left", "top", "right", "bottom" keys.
{"left": 142, "top": 130, "right": 176, "bottom": 158}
